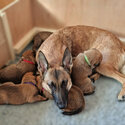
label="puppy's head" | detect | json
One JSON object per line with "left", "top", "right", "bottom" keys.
{"left": 22, "top": 72, "right": 36, "bottom": 85}
{"left": 22, "top": 50, "right": 36, "bottom": 63}
{"left": 84, "top": 48, "right": 102, "bottom": 69}
{"left": 37, "top": 48, "right": 72, "bottom": 109}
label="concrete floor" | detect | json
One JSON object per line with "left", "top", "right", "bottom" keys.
{"left": 0, "top": 76, "right": 125, "bottom": 125}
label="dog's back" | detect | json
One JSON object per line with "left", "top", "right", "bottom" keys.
{"left": 0, "top": 82, "right": 25, "bottom": 104}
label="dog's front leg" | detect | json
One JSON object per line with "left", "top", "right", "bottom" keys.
{"left": 89, "top": 73, "right": 101, "bottom": 83}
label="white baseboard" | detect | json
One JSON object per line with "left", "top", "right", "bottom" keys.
{"left": 14, "top": 27, "right": 56, "bottom": 54}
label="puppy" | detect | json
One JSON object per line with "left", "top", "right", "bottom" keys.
{"left": 36, "top": 74, "right": 85, "bottom": 115}
{"left": 0, "top": 72, "right": 47, "bottom": 105}
{"left": 72, "top": 48, "right": 102, "bottom": 95}
{"left": 32, "top": 31, "right": 52, "bottom": 53}
{"left": 62, "top": 85, "right": 85, "bottom": 115}
{"left": 0, "top": 50, "right": 36, "bottom": 84}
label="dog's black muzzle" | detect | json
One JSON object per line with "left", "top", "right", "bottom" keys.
{"left": 52, "top": 88, "right": 68, "bottom": 109}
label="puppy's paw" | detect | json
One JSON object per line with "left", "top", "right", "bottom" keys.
{"left": 83, "top": 84, "right": 95, "bottom": 95}
{"left": 41, "top": 96, "right": 48, "bottom": 101}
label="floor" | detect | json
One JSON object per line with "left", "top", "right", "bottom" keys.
{"left": 0, "top": 42, "right": 125, "bottom": 125}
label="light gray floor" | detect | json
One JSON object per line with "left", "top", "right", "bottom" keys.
{"left": 0, "top": 76, "right": 125, "bottom": 125}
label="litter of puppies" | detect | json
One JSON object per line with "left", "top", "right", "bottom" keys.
{"left": 0, "top": 25, "right": 124, "bottom": 115}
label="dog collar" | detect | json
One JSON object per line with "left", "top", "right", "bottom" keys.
{"left": 23, "top": 59, "right": 35, "bottom": 65}
{"left": 24, "top": 82, "right": 36, "bottom": 87}
{"left": 42, "top": 88, "right": 44, "bottom": 91}
{"left": 84, "top": 54, "right": 91, "bottom": 67}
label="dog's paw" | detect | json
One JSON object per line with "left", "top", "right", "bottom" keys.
{"left": 118, "top": 88, "right": 125, "bottom": 101}
{"left": 118, "top": 94, "right": 125, "bottom": 101}
{"left": 83, "top": 84, "right": 95, "bottom": 95}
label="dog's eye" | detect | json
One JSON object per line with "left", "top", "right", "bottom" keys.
{"left": 48, "top": 82, "right": 56, "bottom": 89}
{"left": 61, "top": 80, "right": 68, "bottom": 88}
{"left": 94, "top": 63, "right": 100, "bottom": 67}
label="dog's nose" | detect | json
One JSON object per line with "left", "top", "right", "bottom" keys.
{"left": 57, "top": 102, "right": 65, "bottom": 109}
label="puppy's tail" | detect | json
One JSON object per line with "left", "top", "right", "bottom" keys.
{"left": 62, "top": 106, "right": 84, "bottom": 115}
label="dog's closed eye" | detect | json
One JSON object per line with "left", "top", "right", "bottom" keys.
{"left": 61, "top": 80, "right": 68, "bottom": 88}
{"left": 48, "top": 82, "right": 56, "bottom": 90}
{"left": 94, "top": 63, "right": 100, "bottom": 67}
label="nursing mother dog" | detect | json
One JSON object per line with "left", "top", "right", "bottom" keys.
{"left": 36, "top": 25, "right": 125, "bottom": 109}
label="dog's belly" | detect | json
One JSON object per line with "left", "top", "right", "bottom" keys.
{"left": 37, "top": 25, "right": 125, "bottom": 69}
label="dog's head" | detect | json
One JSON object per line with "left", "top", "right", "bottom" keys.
{"left": 22, "top": 72, "right": 36, "bottom": 85}
{"left": 37, "top": 48, "right": 73, "bottom": 109}
{"left": 22, "top": 50, "right": 36, "bottom": 63}
{"left": 84, "top": 48, "right": 102, "bottom": 69}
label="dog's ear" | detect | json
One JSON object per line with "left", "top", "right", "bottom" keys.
{"left": 62, "top": 48, "right": 73, "bottom": 73}
{"left": 38, "top": 51, "right": 49, "bottom": 75}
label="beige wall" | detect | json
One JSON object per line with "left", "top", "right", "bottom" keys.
{"left": 32, "top": 0, "right": 125, "bottom": 37}
{"left": 5, "top": 0, "right": 34, "bottom": 45}
{"left": 0, "top": 18, "right": 11, "bottom": 68}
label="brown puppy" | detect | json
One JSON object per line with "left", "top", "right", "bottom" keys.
{"left": 0, "top": 50, "right": 36, "bottom": 84}
{"left": 62, "top": 85, "right": 85, "bottom": 115}
{"left": 32, "top": 31, "right": 53, "bottom": 53}
{"left": 36, "top": 75, "right": 85, "bottom": 115}
{"left": 0, "top": 72, "right": 47, "bottom": 105}
{"left": 72, "top": 48, "right": 102, "bottom": 95}
{"left": 36, "top": 25, "right": 125, "bottom": 101}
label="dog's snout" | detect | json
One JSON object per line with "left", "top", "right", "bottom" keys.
{"left": 57, "top": 101, "right": 66, "bottom": 109}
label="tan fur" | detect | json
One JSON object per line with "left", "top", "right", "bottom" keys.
{"left": 32, "top": 31, "right": 53, "bottom": 53}
{"left": 42, "top": 66, "right": 72, "bottom": 94}
{"left": 72, "top": 49, "right": 102, "bottom": 95}
{"left": 0, "top": 72, "right": 47, "bottom": 105}
{"left": 36, "top": 25, "right": 125, "bottom": 101}
{"left": 0, "top": 50, "right": 36, "bottom": 84}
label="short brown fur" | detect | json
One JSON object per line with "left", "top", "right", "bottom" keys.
{"left": 62, "top": 85, "right": 85, "bottom": 115}
{"left": 0, "top": 72, "right": 47, "bottom": 105}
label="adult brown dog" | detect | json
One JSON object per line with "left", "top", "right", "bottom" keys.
{"left": 72, "top": 48, "right": 102, "bottom": 95}
{"left": 36, "top": 25, "right": 125, "bottom": 110}
{"left": 0, "top": 72, "right": 47, "bottom": 105}
{"left": 0, "top": 50, "right": 36, "bottom": 84}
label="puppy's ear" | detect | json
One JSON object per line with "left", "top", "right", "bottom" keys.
{"left": 62, "top": 48, "right": 73, "bottom": 73}
{"left": 38, "top": 51, "right": 49, "bottom": 76}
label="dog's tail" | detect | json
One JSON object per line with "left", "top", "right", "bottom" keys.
{"left": 62, "top": 105, "right": 84, "bottom": 115}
